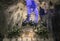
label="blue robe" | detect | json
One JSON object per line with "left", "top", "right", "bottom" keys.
{"left": 25, "top": 0, "right": 39, "bottom": 23}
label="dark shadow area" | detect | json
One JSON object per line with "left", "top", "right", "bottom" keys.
{"left": 0, "top": 0, "right": 18, "bottom": 5}
{"left": 52, "top": 4, "right": 60, "bottom": 41}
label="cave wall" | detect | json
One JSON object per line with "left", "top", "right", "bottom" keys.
{"left": 0, "top": 0, "right": 26, "bottom": 34}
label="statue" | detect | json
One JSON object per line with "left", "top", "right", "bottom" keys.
{"left": 22, "top": 0, "right": 39, "bottom": 26}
